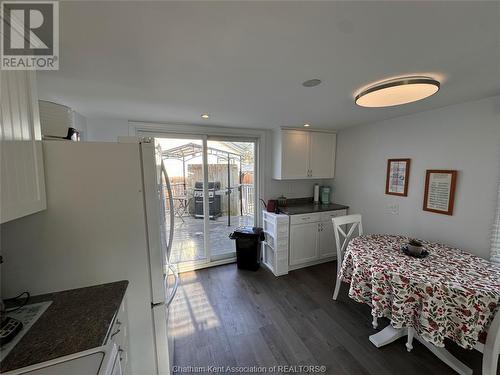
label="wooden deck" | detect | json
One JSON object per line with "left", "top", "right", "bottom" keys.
{"left": 170, "top": 215, "right": 253, "bottom": 264}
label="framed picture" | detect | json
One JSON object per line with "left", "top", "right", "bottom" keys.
{"left": 385, "top": 159, "right": 411, "bottom": 196}
{"left": 423, "top": 170, "right": 458, "bottom": 215}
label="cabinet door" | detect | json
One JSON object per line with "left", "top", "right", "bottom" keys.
{"left": 289, "top": 222, "right": 319, "bottom": 266}
{"left": 319, "top": 220, "right": 336, "bottom": 258}
{"left": 281, "top": 130, "right": 309, "bottom": 179}
{"left": 110, "top": 352, "right": 123, "bottom": 375}
{"left": 309, "top": 132, "right": 336, "bottom": 178}
{"left": 1, "top": 71, "right": 46, "bottom": 223}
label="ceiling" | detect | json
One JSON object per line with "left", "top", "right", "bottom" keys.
{"left": 38, "top": 1, "right": 500, "bottom": 130}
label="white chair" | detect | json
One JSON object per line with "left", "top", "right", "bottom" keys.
{"left": 331, "top": 214, "right": 363, "bottom": 301}
{"left": 402, "top": 306, "right": 500, "bottom": 375}
{"left": 475, "top": 310, "right": 500, "bottom": 375}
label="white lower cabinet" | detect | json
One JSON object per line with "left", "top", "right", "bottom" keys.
{"left": 319, "top": 220, "right": 336, "bottom": 258}
{"left": 262, "top": 211, "right": 290, "bottom": 276}
{"left": 289, "top": 222, "right": 319, "bottom": 266}
{"left": 106, "top": 297, "right": 129, "bottom": 375}
{"left": 289, "top": 209, "right": 347, "bottom": 269}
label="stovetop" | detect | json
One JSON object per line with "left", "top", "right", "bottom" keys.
{"left": 0, "top": 301, "right": 52, "bottom": 362}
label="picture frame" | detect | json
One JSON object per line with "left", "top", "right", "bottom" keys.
{"left": 423, "top": 170, "right": 458, "bottom": 215}
{"left": 385, "top": 159, "right": 411, "bottom": 197}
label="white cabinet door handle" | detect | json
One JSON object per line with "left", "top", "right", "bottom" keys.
{"left": 110, "top": 329, "right": 121, "bottom": 339}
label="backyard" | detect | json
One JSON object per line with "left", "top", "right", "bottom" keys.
{"left": 158, "top": 138, "right": 256, "bottom": 265}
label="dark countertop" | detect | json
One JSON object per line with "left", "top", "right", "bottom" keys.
{"left": 278, "top": 198, "right": 349, "bottom": 215}
{"left": 1, "top": 280, "right": 128, "bottom": 372}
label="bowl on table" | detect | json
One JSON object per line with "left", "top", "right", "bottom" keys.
{"left": 407, "top": 240, "right": 424, "bottom": 256}
{"left": 402, "top": 239, "right": 429, "bottom": 258}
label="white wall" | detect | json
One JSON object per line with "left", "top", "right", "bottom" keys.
{"left": 72, "top": 111, "right": 88, "bottom": 141}
{"left": 86, "top": 118, "right": 334, "bottom": 203}
{"left": 334, "top": 95, "right": 500, "bottom": 259}
{"left": 86, "top": 118, "right": 129, "bottom": 142}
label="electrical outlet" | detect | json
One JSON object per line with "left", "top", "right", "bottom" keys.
{"left": 386, "top": 203, "right": 399, "bottom": 215}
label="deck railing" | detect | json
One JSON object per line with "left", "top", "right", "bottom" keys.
{"left": 162, "top": 183, "right": 255, "bottom": 217}
{"left": 241, "top": 184, "right": 254, "bottom": 216}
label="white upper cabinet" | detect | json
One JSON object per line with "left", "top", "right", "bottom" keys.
{"left": 309, "top": 131, "right": 336, "bottom": 178}
{"left": 273, "top": 129, "right": 336, "bottom": 180}
{"left": 281, "top": 130, "right": 310, "bottom": 179}
{"left": 1, "top": 70, "right": 46, "bottom": 223}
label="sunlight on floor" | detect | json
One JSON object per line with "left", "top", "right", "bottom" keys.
{"left": 170, "top": 274, "right": 220, "bottom": 338}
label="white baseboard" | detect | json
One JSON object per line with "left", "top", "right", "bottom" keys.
{"left": 288, "top": 256, "right": 337, "bottom": 272}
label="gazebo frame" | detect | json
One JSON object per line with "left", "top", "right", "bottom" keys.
{"left": 162, "top": 143, "right": 245, "bottom": 226}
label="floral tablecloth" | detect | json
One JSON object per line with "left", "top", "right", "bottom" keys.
{"left": 339, "top": 234, "right": 500, "bottom": 349}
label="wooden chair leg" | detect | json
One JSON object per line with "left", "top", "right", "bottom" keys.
{"left": 332, "top": 276, "right": 341, "bottom": 300}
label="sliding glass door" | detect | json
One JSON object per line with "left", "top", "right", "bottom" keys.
{"left": 207, "top": 140, "right": 255, "bottom": 261}
{"left": 154, "top": 134, "right": 257, "bottom": 271}
{"left": 155, "top": 136, "right": 208, "bottom": 266}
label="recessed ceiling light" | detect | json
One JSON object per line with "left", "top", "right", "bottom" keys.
{"left": 303, "top": 123, "right": 311, "bottom": 127}
{"left": 355, "top": 76, "right": 440, "bottom": 108}
{"left": 302, "top": 79, "right": 322, "bottom": 88}
{"left": 201, "top": 113, "right": 210, "bottom": 119}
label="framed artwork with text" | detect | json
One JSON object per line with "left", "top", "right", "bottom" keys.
{"left": 423, "top": 170, "right": 458, "bottom": 215}
{"left": 385, "top": 159, "right": 411, "bottom": 197}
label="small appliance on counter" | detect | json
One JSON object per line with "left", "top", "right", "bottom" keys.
{"left": 0, "top": 301, "right": 52, "bottom": 362}
{"left": 320, "top": 186, "right": 331, "bottom": 204}
{"left": 42, "top": 127, "right": 81, "bottom": 142}
{"left": 265, "top": 200, "right": 278, "bottom": 213}
{"left": 313, "top": 184, "right": 320, "bottom": 204}
{"left": 277, "top": 195, "right": 287, "bottom": 210}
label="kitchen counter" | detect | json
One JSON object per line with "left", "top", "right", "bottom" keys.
{"left": 0, "top": 280, "right": 128, "bottom": 372}
{"left": 278, "top": 198, "right": 349, "bottom": 215}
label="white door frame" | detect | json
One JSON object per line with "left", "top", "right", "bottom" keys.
{"left": 132, "top": 121, "right": 264, "bottom": 272}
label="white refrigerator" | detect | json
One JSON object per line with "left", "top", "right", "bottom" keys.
{"left": 1, "top": 139, "right": 178, "bottom": 375}
{"left": 137, "top": 138, "right": 178, "bottom": 375}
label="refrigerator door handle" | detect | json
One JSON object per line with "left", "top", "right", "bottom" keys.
{"left": 151, "top": 264, "right": 178, "bottom": 308}
{"left": 165, "top": 264, "right": 179, "bottom": 308}
{"left": 161, "top": 160, "right": 175, "bottom": 262}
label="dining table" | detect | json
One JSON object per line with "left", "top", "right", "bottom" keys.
{"left": 339, "top": 234, "right": 500, "bottom": 375}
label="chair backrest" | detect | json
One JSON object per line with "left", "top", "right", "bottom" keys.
{"left": 332, "top": 214, "right": 363, "bottom": 267}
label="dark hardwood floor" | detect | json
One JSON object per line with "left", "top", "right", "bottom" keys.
{"left": 170, "top": 262, "right": 492, "bottom": 375}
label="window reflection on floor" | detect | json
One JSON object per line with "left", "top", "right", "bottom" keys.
{"left": 170, "top": 272, "right": 220, "bottom": 338}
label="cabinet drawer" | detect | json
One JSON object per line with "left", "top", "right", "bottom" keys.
{"left": 109, "top": 323, "right": 126, "bottom": 347}
{"left": 320, "top": 209, "right": 347, "bottom": 222}
{"left": 290, "top": 213, "right": 320, "bottom": 225}
{"left": 106, "top": 298, "right": 128, "bottom": 355}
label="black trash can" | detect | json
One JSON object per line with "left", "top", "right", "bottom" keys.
{"left": 229, "top": 226, "right": 265, "bottom": 271}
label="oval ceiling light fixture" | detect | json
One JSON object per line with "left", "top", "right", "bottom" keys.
{"left": 302, "top": 79, "right": 322, "bottom": 88}
{"left": 201, "top": 113, "right": 210, "bottom": 119}
{"left": 355, "top": 76, "right": 440, "bottom": 108}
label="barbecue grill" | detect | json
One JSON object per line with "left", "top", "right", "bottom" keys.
{"left": 193, "top": 181, "right": 222, "bottom": 219}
